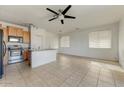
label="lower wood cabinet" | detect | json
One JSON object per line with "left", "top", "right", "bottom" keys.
{"left": 23, "top": 50, "right": 31, "bottom": 65}
{"left": 23, "top": 51, "right": 27, "bottom": 60}
{"left": 23, "top": 50, "right": 28, "bottom": 60}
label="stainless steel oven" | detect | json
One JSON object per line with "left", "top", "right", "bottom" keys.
{"left": 8, "top": 45, "right": 24, "bottom": 64}
{"left": 10, "top": 50, "right": 22, "bottom": 57}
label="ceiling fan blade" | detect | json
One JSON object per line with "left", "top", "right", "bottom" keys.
{"left": 64, "top": 15, "right": 76, "bottom": 19}
{"left": 62, "top": 5, "right": 72, "bottom": 15}
{"left": 49, "top": 17, "right": 57, "bottom": 21}
{"left": 61, "top": 20, "right": 64, "bottom": 24}
{"left": 46, "top": 8, "right": 58, "bottom": 15}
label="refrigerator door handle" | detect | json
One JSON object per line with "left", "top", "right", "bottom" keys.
{"left": 3, "top": 41, "right": 6, "bottom": 57}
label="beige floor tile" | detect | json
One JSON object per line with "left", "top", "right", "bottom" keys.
{"left": 116, "top": 84, "right": 124, "bottom": 87}
{"left": 61, "top": 72, "right": 84, "bottom": 87}
{"left": 78, "top": 82, "right": 97, "bottom": 87}
{"left": 0, "top": 54, "right": 124, "bottom": 87}
{"left": 0, "top": 84, "right": 6, "bottom": 87}
{"left": 60, "top": 82, "right": 72, "bottom": 87}
{"left": 6, "top": 83, "right": 27, "bottom": 87}
{"left": 98, "top": 83, "right": 115, "bottom": 87}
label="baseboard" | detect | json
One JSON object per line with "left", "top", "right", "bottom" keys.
{"left": 119, "top": 60, "right": 124, "bottom": 68}
{"left": 58, "top": 53, "right": 119, "bottom": 62}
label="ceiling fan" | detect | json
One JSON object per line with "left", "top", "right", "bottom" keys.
{"left": 46, "top": 5, "right": 76, "bottom": 24}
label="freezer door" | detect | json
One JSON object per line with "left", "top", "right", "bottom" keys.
{"left": 0, "top": 29, "right": 3, "bottom": 79}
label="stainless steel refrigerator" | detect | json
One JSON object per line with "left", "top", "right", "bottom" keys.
{"left": 0, "top": 29, "right": 6, "bottom": 79}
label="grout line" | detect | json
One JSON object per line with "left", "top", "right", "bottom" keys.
{"left": 15, "top": 63, "right": 28, "bottom": 86}
{"left": 3, "top": 65, "right": 7, "bottom": 86}
{"left": 96, "top": 68, "right": 101, "bottom": 87}
{"left": 33, "top": 67, "right": 60, "bottom": 87}
{"left": 58, "top": 69, "right": 77, "bottom": 87}
{"left": 3, "top": 54, "right": 122, "bottom": 87}
{"left": 32, "top": 70, "right": 49, "bottom": 86}
{"left": 76, "top": 67, "right": 91, "bottom": 87}
{"left": 110, "top": 70, "right": 117, "bottom": 87}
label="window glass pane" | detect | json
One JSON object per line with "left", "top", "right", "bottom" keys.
{"left": 89, "top": 30, "right": 111, "bottom": 48}
{"left": 60, "top": 36, "right": 70, "bottom": 47}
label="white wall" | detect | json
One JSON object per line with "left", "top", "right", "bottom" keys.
{"left": 59, "top": 23, "right": 119, "bottom": 61}
{"left": 119, "top": 18, "right": 124, "bottom": 68}
{"left": 31, "top": 27, "right": 59, "bottom": 50}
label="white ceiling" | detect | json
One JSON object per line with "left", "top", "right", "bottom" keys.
{"left": 0, "top": 5, "right": 124, "bottom": 33}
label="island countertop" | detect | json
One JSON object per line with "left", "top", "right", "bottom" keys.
{"left": 31, "top": 49, "right": 57, "bottom": 68}
{"left": 30, "top": 49, "right": 57, "bottom": 52}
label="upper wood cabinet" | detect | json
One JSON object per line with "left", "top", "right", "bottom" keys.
{"left": 7, "top": 26, "right": 17, "bottom": 36}
{"left": 7, "top": 26, "right": 23, "bottom": 37}
{"left": 16, "top": 28, "right": 23, "bottom": 37}
{"left": 23, "top": 31, "right": 30, "bottom": 44}
{"left": 7, "top": 26, "right": 30, "bottom": 44}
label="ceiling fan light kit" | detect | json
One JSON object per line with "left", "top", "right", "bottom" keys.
{"left": 46, "top": 5, "right": 76, "bottom": 24}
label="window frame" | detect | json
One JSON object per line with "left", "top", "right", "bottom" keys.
{"left": 60, "top": 35, "right": 70, "bottom": 48}
{"left": 88, "top": 30, "right": 112, "bottom": 49}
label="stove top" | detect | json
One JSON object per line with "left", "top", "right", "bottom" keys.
{"left": 8, "top": 45, "right": 23, "bottom": 50}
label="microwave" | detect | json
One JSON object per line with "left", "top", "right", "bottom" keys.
{"left": 8, "top": 36, "right": 23, "bottom": 43}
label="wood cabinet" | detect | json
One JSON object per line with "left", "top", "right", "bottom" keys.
{"left": 7, "top": 26, "right": 30, "bottom": 44}
{"left": 23, "top": 50, "right": 30, "bottom": 60}
{"left": 23, "top": 31, "right": 30, "bottom": 44}
{"left": 7, "top": 26, "right": 23, "bottom": 37}
{"left": 23, "top": 50, "right": 31, "bottom": 65}
{"left": 16, "top": 28, "right": 23, "bottom": 37}
{"left": 23, "top": 50, "right": 27, "bottom": 60}
{"left": 7, "top": 26, "right": 17, "bottom": 36}
{"left": 27, "top": 51, "right": 31, "bottom": 61}
{"left": 26, "top": 31, "right": 30, "bottom": 44}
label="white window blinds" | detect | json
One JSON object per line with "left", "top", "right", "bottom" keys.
{"left": 60, "top": 36, "right": 70, "bottom": 47}
{"left": 89, "top": 30, "right": 111, "bottom": 48}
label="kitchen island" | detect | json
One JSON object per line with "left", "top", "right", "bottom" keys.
{"left": 31, "top": 49, "right": 57, "bottom": 68}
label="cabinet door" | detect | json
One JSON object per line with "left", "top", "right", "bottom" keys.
{"left": 23, "top": 50, "right": 30, "bottom": 60}
{"left": 23, "top": 31, "right": 27, "bottom": 43}
{"left": 7, "top": 26, "right": 17, "bottom": 36}
{"left": 26, "top": 31, "right": 30, "bottom": 44}
{"left": 23, "top": 51, "right": 27, "bottom": 60}
{"left": 23, "top": 31, "right": 30, "bottom": 44}
{"left": 16, "top": 28, "right": 23, "bottom": 37}
{"left": 27, "top": 51, "right": 31, "bottom": 61}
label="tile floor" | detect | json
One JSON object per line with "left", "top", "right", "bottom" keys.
{"left": 0, "top": 54, "right": 124, "bottom": 87}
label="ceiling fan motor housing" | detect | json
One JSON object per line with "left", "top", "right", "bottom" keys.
{"left": 59, "top": 14, "right": 64, "bottom": 20}
{"left": 46, "top": 5, "right": 76, "bottom": 24}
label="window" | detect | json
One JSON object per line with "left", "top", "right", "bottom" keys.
{"left": 60, "top": 36, "right": 70, "bottom": 47}
{"left": 89, "top": 30, "right": 111, "bottom": 48}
